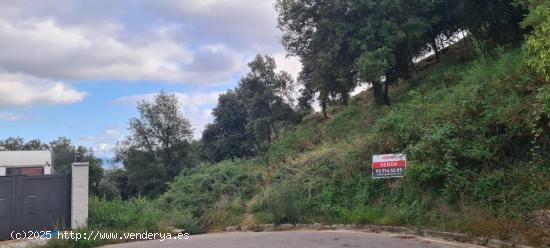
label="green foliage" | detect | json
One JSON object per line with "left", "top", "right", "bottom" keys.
{"left": 159, "top": 45, "right": 549, "bottom": 246}
{"left": 115, "top": 91, "right": 194, "bottom": 198}
{"left": 88, "top": 197, "right": 163, "bottom": 232}
{"left": 269, "top": 181, "right": 308, "bottom": 224}
{"left": 276, "top": 0, "right": 527, "bottom": 108}
{"left": 230, "top": 47, "right": 548, "bottom": 242}
{"left": 203, "top": 196, "right": 248, "bottom": 230}
{"left": 201, "top": 91, "right": 253, "bottom": 162}
{"left": 0, "top": 137, "right": 49, "bottom": 150}
{"left": 165, "top": 209, "right": 204, "bottom": 234}
{"left": 237, "top": 55, "right": 300, "bottom": 149}
{"left": 202, "top": 55, "right": 299, "bottom": 161}
{"left": 159, "top": 160, "right": 261, "bottom": 227}
{"left": 45, "top": 197, "right": 165, "bottom": 248}
{"left": 523, "top": 2, "right": 550, "bottom": 80}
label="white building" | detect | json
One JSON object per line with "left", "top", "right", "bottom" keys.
{"left": 0, "top": 151, "right": 53, "bottom": 176}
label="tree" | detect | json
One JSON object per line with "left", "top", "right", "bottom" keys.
{"left": 522, "top": 0, "right": 550, "bottom": 80}
{"left": 49, "top": 137, "right": 104, "bottom": 195}
{"left": 237, "top": 55, "right": 299, "bottom": 149}
{"left": 0, "top": 137, "right": 49, "bottom": 150}
{"left": 456, "top": 0, "right": 526, "bottom": 44}
{"left": 277, "top": 0, "right": 359, "bottom": 114}
{"left": 115, "top": 91, "right": 193, "bottom": 197}
{"left": 277, "top": 0, "right": 527, "bottom": 108}
{"left": 201, "top": 91, "right": 253, "bottom": 162}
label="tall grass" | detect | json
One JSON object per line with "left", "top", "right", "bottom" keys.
{"left": 156, "top": 46, "right": 549, "bottom": 246}
{"left": 44, "top": 197, "right": 165, "bottom": 248}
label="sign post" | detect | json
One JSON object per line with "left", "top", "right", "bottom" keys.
{"left": 372, "top": 154, "right": 407, "bottom": 178}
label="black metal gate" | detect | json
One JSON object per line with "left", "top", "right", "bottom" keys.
{"left": 0, "top": 174, "right": 70, "bottom": 240}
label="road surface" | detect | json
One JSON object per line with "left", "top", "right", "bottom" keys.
{"left": 102, "top": 230, "right": 482, "bottom": 248}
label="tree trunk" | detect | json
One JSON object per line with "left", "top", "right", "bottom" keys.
{"left": 383, "top": 81, "right": 391, "bottom": 106}
{"left": 341, "top": 92, "right": 349, "bottom": 105}
{"left": 272, "top": 124, "right": 279, "bottom": 139}
{"left": 410, "top": 58, "right": 417, "bottom": 75}
{"left": 322, "top": 100, "right": 328, "bottom": 119}
{"left": 431, "top": 38, "right": 440, "bottom": 62}
{"left": 372, "top": 81, "right": 387, "bottom": 106}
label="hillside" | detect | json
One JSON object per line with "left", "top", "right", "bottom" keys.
{"left": 160, "top": 45, "right": 550, "bottom": 246}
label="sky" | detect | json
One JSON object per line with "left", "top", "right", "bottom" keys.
{"left": 0, "top": 0, "right": 304, "bottom": 158}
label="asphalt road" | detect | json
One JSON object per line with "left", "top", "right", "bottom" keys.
{"left": 102, "top": 230, "right": 483, "bottom": 248}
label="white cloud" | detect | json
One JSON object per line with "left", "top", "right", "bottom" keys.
{"left": 115, "top": 91, "right": 221, "bottom": 138}
{"left": 0, "top": 73, "right": 87, "bottom": 107}
{"left": 273, "top": 53, "right": 302, "bottom": 80}
{"left": 150, "top": 0, "right": 281, "bottom": 52}
{"left": 0, "top": 18, "right": 196, "bottom": 82}
{"left": 0, "top": 112, "right": 22, "bottom": 121}
{"left": 79, "top": 126, "right": 126, "bottom": 158}
{"left": 115, "top": 91, "right": 221, "bottom": 108}
{"left": 0, "top": 0, "right": 280, "bottom": 86}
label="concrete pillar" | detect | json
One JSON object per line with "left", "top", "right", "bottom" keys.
{"left": 44, "top": 162, "right": 52, "bottom": 175}
{"left": 71, "top": 162, "right": 89, "bottom": 229}
{"left": 0, "top": 166, "right": 5, "bottom": 176}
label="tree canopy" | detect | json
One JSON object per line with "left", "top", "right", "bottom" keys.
{"left": 201, "top": 55, "right": 299, "bottom": 162}
{"left": 115, "top": 91, "right": 193, "bottom": 197}
{"left": 276, "top": 0, "right": 527, "bottom": 108}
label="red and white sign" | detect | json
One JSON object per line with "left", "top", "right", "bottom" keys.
{"left": 372, "top": 154, "right": 406, "bottom": 178}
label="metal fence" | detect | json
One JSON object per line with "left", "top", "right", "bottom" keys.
{"left": 0, "top": 174, "right": 70, "bottom": 240}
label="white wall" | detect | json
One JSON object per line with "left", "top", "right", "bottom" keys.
{"left": 71, "top": 162, "right": 89, "bottom": 229}
{"left": 0, "top": 151, "right": 52, "bottom": 174}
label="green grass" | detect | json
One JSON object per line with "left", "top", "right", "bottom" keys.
{"left": 43, "top": 197, "right": 165, "bottom": 248}
{"left": 158, "top": 45, "right": 549, "bottom": 246}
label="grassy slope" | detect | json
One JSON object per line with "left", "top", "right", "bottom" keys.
{"left": 162, "top": 46, "right": 550, "bottom": 246}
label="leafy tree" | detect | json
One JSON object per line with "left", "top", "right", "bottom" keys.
{"left": 277, "top": 0, "right": 358, "bottom": 115}
{"left": 49, "top": 137, "right": 77, "bottom": 173}
{"left": 97, "top": 167, "right": 134, "bottom": 200}
{"left": 201, "top": 91, "right": 253, "bottom": 162}
{"left": 521, "top": 0, "right": 550, "bottom": 80}
{"left": 457, "top": 0, "right": 526, "bottom": 44}
{"left": 49, "top": 137, "right": 104, "bottom": 195}
{"left": 277, "top": 0, "right": 527, "bottom": 108}
{"left": 237, "top": 55, "right": 299, "bottom": 148}
{"left": 351, "top": 0, "right": 433, "bottom": 106}
{"left": 115, "top": 91, "right": 193, "bottom": 197}
{"left": 0, "top": 137, "right": 49, "bottom": 150}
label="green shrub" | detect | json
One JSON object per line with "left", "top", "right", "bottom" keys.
{"left": 44, "top": 197, "right": 164, "bottom": 248}
{"left": 165, "top": 209, "right": 204, "bottom": 234}
{"left": 88, "top": 197, "right": 163, "bottom": 232}
{"left": 269, "top": 180, "right": 308, "bottom": 224}
{"left": 523, "top": 2, "right": 550, "bottom": 80}
{"left": 159, "top": 160, "right": 261, "bottom": 229}
{"left": 203, "top": 196, "right": 246, "bottom": 230}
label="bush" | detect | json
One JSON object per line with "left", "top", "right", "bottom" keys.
{"left": 203, "top": 196, "right": 247, "bottom": 231}
{"left": 523, "top": 2, "right": 550, "bottom": 80}
{"left": 88, "top": 197, "right": 163, "bottom": 232}
{"left": 44, "top": 197, "right": 164, "bottom": 248}
{"left": 159, "top": 160, "right": 261, "bottom": 229}
{"left": 165, "top": 209, "right": 204, "bottom": 234}
{"left": 269, "top": 181, "right": 308, "bottom": 224}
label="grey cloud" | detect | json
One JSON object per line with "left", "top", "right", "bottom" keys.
{"left": 0, "top": 0, "right": 296, "bottom": 87}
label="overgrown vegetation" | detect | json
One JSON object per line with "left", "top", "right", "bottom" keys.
{"left": 160, "top": 46, "right": 550, "bottom": 246}
{"left": 45, "top": 197, "right": 165, "bottom": 248}
{"left": 35, "top": 0, "right": 550, "bottom": 247}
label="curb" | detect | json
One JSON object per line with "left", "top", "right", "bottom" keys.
{"left": 223, "top": 223, "right": 533, "bottom": 248}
